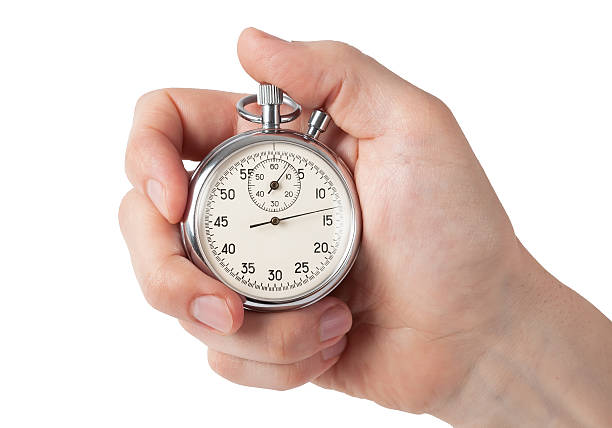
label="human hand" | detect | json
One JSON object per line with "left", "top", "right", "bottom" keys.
{"left": 120, "top": 28, "right": 612, "bottom": 426}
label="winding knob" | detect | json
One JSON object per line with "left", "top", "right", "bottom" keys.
{"left": 257, "top": 84, "right": 283, "bottom": 106}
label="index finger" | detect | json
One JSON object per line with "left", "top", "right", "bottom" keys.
{"left": 125, "top": 89, "right": 244, "bottom": 223}
{"left": 119, "top": 188, "right": 245, "bottom": 333}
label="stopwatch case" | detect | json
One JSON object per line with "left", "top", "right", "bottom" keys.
{"left": 181, "top": 129, "right": 362, "bottom": 311}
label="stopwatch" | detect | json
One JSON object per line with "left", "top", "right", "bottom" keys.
{"left": 181, "top": 84, "right": 362, "bottom": 311}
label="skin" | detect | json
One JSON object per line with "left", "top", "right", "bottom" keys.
{"left": 119, "top": 28, "right": 612, "bottom": 426}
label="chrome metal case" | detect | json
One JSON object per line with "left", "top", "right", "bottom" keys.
{"left": 181, "top": 84, "right": 361, "bottom": 311}
{"left": 181, "top": 129, "right": 361, "bottom": 311}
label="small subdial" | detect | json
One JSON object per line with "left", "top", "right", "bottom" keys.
{"left": 248, "top": 158, "right": 301, "bottom": 212}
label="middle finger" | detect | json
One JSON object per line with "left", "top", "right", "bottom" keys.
{"left": 180, "top": 297, "right": 352, "bottom": 364}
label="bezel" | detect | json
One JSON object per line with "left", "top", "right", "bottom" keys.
{"left": 181, "top": 129, "right": 362, "bottom": 311}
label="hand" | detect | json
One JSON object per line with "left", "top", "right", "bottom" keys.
{"left": 267, "top": 164, "right": 289, "bottom": 194}
{"left": 249, "top": 207, "right": 337, "bottom": 228}
{"left": 119, "top": 28, "right": 612, "bottom": 426}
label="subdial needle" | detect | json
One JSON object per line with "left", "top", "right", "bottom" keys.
{"left": 268, "top": 164, "right": 290, "bottom": 194}
{"left": 249, "top": 206, "right": 338, "bottom": 228}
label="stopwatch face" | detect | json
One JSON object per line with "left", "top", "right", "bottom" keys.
{"left": 184, "top": 132, "right": 360, "bottom": 310}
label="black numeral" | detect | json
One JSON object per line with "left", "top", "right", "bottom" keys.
{"left": 255, "top": 190, "right": 264, "bottom": 197}
{"left": 221, "top": 243, "right": 236, "bottom": 254}
{"left": 268, "top": 269, "right": 282, "bottom": 281}
{"left": 270, "top": 163, "right": 280, "bottom": 170}
{"left": 314, "top": 242, "right": 329, "bottom": 253}
{"left": 315, "top": 188, "right": 326, "bottom": 199}
{"left": 241, "top": 262, "right": 255, "bottom": 274}
{"left": 255, "top": 173, "right": 264, "bottom": 181}
{"left": 284, "top": 190, "right": 293, "bottom": 198}
{"left": 297, "top": 169, "right": 304, "bottom": 179}
{"left": 214, "top": 216, "right": 228, "bottom": 227}
{"left": 219, "top": 188, "right": 235, "bottom": 200}
{"left": 322, "top": 214, "right": 333, "bottom": 226}
{"left": 294, "top": 262, "right": 309, "bottom": 273}
{"left": 239, "top": 169, "right": 253, "bottom": 180}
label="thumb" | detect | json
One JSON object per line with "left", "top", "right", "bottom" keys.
{"left": 237, "top": 28, "right": 434, "bottom": 139}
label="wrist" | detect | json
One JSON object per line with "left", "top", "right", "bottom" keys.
{"left": 435, "top": 242, "right": 612, "bottom": 427}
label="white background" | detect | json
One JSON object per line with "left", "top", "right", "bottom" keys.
{"left": 1, "top": 1, "right": 610, "bottom": 427}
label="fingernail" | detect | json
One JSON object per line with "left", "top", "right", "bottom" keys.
{"left": 321, "top": 336, "right": 347, "bottom": 361}
{"left": 320, "top": 305, "right": 352, "bottom": 342}
{"left": 146, "top": 179, "right": 168, "bottom": 218}
{"left": 191, "top": 295, "right": 233, "bottom": 334}
{"left": 254, "top": 28, "right": 287, "bottom": 42}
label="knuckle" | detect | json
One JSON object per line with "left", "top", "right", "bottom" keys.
{"left": 124, "top": 135, "right": 144, "bottom": 176}
{"left": 118, "top": 189, "right": 136, "bottom": 232}
{"left": 125, "top": 133, "right": 148, "bottom": 181}
{"left": 207, "top": 350, "right": 223, "bottom": 373}
{"left": 427, "top": 95, "right": 455, "bottom": 123}
{"left": 265, "top": 324, "right": 300, "bottom": 364}
{"left": 208, "top": 351, "right": 244, "bottom": 383}
{"left": 141, "top": 255, "right": 174, "bottom": 313}
{"left": 118, "top": 189, "right": 145, "bottom": 239}
{"left": 393, "top": 91, "right": 457, "bottom": 136}
{"left": 276, "top": 363, "right": 309, "bottom": 391}
{"left": 125, "top": 137, "right": 151, "bottom": 180}
{"left": 127, "top": 88, "right": 178, "bottom": 178}
{"left": 319, "top": 40, "right": 361, "bottom": 59}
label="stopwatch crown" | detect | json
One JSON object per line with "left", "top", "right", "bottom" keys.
{"left": 257, "top": 84, "right": 284, "bottom": 106}
{"left": 236, "top": 85, "right": 301, "bottom": 130}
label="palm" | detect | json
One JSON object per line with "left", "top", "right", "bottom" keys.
{"left": 313, "top": 111, "right": 519, "bottom": 413}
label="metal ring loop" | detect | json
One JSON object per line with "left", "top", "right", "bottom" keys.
{"left": 236, "top": 93, "right": 302, "bottom": 124}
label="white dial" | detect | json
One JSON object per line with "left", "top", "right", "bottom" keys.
{"left": 194, "top": 140, "right": 356, "bottom": 303}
